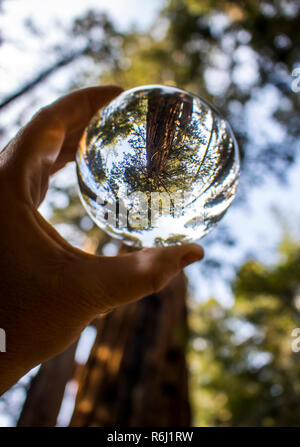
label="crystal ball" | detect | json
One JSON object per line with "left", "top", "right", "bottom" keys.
{"left": 76, "top": 85, "right": 240, "bottom": 247}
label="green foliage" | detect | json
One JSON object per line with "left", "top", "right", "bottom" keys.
{"left": 189, "top": 241, "right": 300, "bottom": 426}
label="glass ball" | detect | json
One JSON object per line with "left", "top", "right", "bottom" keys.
{"left": 76, "top": 85, "right": 240, "bottom": 248}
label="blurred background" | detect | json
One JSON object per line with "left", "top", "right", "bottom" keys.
{"left": 0, "top": 0, "right": 300, "bottom": 427}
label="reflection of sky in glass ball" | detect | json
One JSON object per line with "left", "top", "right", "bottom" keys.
{"left": 76, "top": 85, "right": 240, "bottom": 247}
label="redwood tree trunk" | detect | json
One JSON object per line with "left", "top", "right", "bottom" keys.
{"left": 70, "top": 271, "right": 190, "bottom": 427}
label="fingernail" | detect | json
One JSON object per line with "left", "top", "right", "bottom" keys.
{"left": 180, "top": 249, "right": 204, "bottom": 269}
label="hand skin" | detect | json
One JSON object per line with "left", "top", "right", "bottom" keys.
{"left": 0, "top": 86, "right": 204, "bottom": 395}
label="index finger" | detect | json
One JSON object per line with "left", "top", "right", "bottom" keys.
{"left": 1, "top": 85, "right": 123, "bottom": 206}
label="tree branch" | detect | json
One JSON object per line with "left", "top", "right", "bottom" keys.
{"left": 0, "top": 47, "right": 88, "bottom": 111}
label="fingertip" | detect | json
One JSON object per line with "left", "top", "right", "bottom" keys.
{"left": 178, "top": 243, "right": 204, "bottom": 269}
{"left": 87, "top": 84, "right": 124, "bottom": 114}
{"left": 100, "top": 84, "right": 124, "bottom": 95}
{"left": 93, "top": 84, "right": 124, "bottom": 97}
{"left": 137, "top": 242, "right": 204, "bottom": 271}
{"left": 139, "top": 242, "right": 204, "bottom": 259}
{"left": 185, "top": 242, "right": 204, "bottom": 258}
{"left": 109, "top": 84, "right": 124, "bottom": 93}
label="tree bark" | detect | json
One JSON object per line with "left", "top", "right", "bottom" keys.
{"left": 146, "top": 90, "right": 193, "bottom": 178}
{"left": 70, "top": 270, "right": 191, "bottom": 427}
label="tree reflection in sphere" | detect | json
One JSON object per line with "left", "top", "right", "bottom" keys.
{"left": 76, "top": 85, "right": 240, "bottom": 247}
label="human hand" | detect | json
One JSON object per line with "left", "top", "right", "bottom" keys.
{"left": 0, "top": 86, "right": 204, "bottom": 394}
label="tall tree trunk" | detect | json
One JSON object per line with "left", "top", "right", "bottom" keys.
{"left": 17, "top": 340, "right": 78, "bottom": 427}
{"left": 70, "top": 270, "right": 190, "bottom": 427}
{"left": 146, "top": 90, "right": 193, "bottom": 180}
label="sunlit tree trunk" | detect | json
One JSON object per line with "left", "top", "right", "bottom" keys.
{"left": 70, "top": 270, "right": 190, "bottom": 427}
{"left": 146, "top": 91, "right": 192, "bottom": 179}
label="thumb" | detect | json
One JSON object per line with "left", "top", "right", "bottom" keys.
{"left": 68, "top": 243, "right": 204, "bottom": 313}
